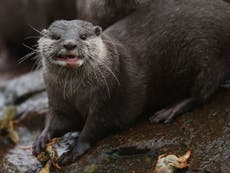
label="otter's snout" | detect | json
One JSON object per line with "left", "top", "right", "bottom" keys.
{"left": 63, "top": 39, "right": 77, "bottom": 51}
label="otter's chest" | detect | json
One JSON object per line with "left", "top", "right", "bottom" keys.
{"left": 65, "top": 86, "right": 99, "bottom": 119}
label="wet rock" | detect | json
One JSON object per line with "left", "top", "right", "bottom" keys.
{"left": 0, "top": 131, "right": 80, "bottom": 173}
{"left": 0, "top": 70, "right": 47, "bottom": 129}
{"left": 107, "top": 146, "right": 154, "bottom": 159}
{"left": 54, "top": 132, "right": 79, "bottom": 157}
{"left": 17, "top": 91, "right": 48, "bottom": 117}
{"left": 0, "top": 70, "right": 45, "bottom": 109}
{"left": 16, "top": 92, "right": 48, "bottom": 129}
{"left": 185, "top": 170, "right": 212, "bottom": 173}
{"left": 0, "top": 85, "right": 7, "bottom": 109}
{"left": 67, "top": 89, "right": 230, "bottom": 173}
{"left": 1, "top": 70, "right": 45, "bottom": 108}
{"left": 0, "top": 88, "right": 229, "bottom": 172}
{"left": 0, "top": 127, "right": 40, "bottom": 173}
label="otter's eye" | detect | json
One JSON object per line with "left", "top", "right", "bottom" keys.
{"left": 50, "top": 34, "right": 61, "bottom": 40}
{"left": 80, "top": 34, "right": 87, "bottom": 40}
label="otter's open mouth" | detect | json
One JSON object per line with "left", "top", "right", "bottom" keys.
{"left": 53, "top": 55, "right": 84, "bottom": 67}
{"left": 56, "top": 55, "right": 79, "bottom": 64}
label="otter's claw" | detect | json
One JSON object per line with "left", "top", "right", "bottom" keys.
{"left": 150, "top": 98, "right": 195, "bottom": 124}
{"left": 149, "top": 108, "right": 175, "bottom": 123}
{"left": 32, "top": 130, "right": 53, "bottom": 156}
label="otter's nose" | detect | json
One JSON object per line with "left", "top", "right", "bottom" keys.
{"left": 63, "top": 40, "right": 77, "bottom": 50}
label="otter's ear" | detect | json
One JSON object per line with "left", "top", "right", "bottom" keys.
{"left": 94, "top": 26, "right": 102, "bottom": 36}
{"left": 42, "top": 29, "right": 49, "bottom": 35}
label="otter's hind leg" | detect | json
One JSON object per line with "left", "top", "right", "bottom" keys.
{"left": 150, "top": 65, "right": 223, "bottom": 123}
{"left": 149, "top": 98, "right": 196, "bottom": 123}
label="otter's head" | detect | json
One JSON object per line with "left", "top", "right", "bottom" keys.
{"left": 38, "top": 20, "right": 105, "bottom": 69}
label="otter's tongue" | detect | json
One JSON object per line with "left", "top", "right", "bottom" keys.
{"left": 57, "top": 56, "right": 79, "bottom": 64}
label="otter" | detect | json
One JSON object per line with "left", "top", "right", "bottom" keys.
{"left": 33, "top": 0, "right": 230, "bottom": 165}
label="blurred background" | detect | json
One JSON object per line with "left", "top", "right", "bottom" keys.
{"left": 0, "top": 1, "right": 230, "bottom": 173}
{"left": 0, "top": 0, "right": 76, "bottom": 79}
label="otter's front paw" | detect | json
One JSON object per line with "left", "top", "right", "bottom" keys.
{"left": 58, "top": 141, "right": 90, "bottom": 165}
{"left": 32, "top": 130, "right": 53, "bottom": 156}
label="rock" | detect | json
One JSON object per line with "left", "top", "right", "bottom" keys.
{"left": 17, "top": 91, "right": 47, "bottom": 117}
{"left": 83, "top": 164, "right": 98, "bottom": 173}
{"left": 0, "top": 127, "right": 40, "bottom": 173}
{"left": 0, "top": 85, "right": 7, "bottom": 110}
{"left": 0, "top": 71, "right": 47, "bottom": 129}
{"left": 64, "top": 89, "right": 230, "bottom": 173}
{"left": 0, "top": 72, "right": 229, "bottom": 172}
{"left": 2, "top": 70, "right": 45, "bottom": 107}
{"left": 0, "top": 131, "right": 79, "bottom": 173}
{"left": 16, "top": 91, "right": 48, "bottom": 129}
